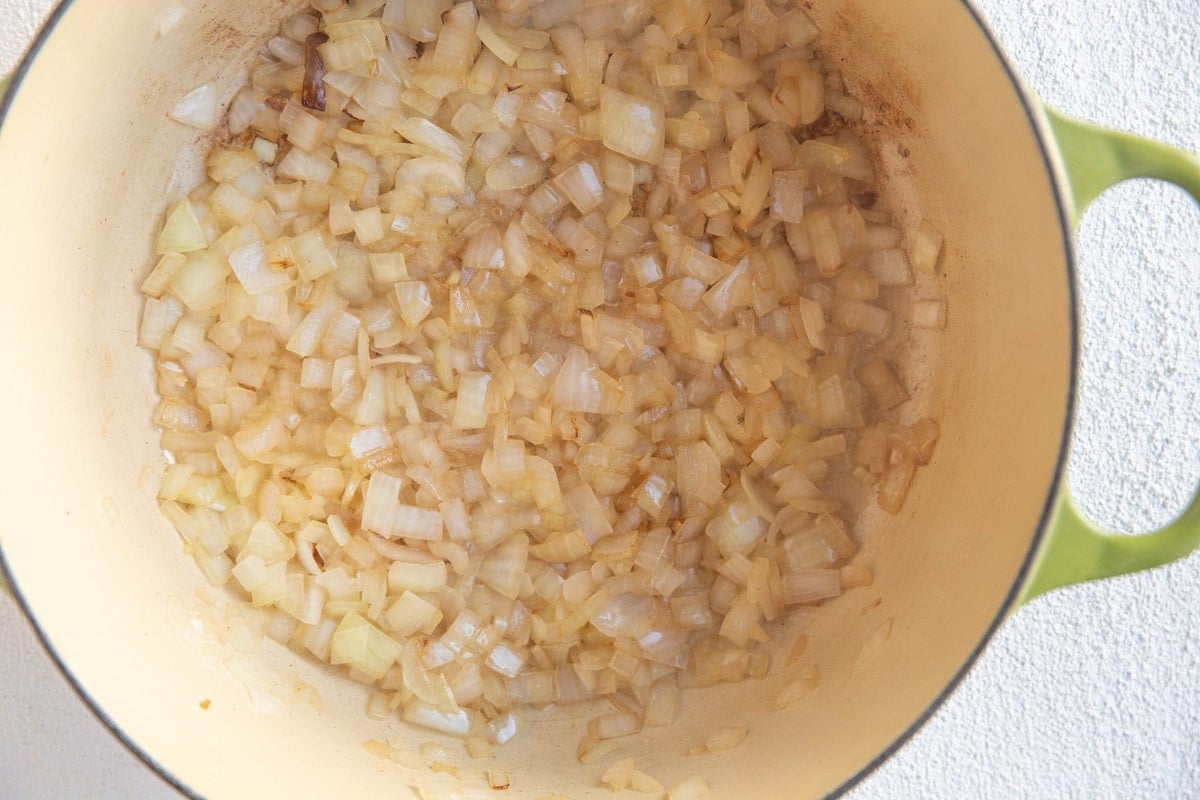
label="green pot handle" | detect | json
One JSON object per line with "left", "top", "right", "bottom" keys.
{"left": 1021, "top": 104, "right": 1200, "bottom": 603}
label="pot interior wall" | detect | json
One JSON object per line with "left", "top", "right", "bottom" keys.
{"left": 0, "top": 1, "right": 1072, "bottom": 797}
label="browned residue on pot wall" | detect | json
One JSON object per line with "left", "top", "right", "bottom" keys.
{"left": 822, "top": 4, "right": 925, "bottom": 147}
{"left": 798, "top": 0, "right": 946, "bottom": 452}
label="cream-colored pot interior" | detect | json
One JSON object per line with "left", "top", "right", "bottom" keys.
{"left": 0, "top": 1, "right": 1073, "bottom": 797}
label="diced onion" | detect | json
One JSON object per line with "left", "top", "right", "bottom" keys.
{"left": 229, "top": 241, "right": 290, "bottom": 295}
{"left": 141, "top": 0, "right": 943, "bottom": 762}
{"left": 403, "top": 700, "right": 470, "bottom": 736}
{"left": 587, "top": 711, "right": 641, "bottom": 741}
{"left": 858, "top": 358, "right": 909, "bottom": 411}
{"left": 170, "top": 83, "right": 221, "bottom": 129}
{"left": 866, "top": 248, "right": 913, "bottom": 286}
{"left": 157, "top": 200, "right": 208, "bottom": 254}
{"left": 781, "top": 569, "right": 842, "bottom": 605}
{"left": 486, "top": 155, "right": 543, "bottom": 191}
{"left": 912, "top": 299, "right": 947, "bottom": 329}
{"left": 551, "top": 345, "right": 604, "bottom": 413}
{"left": 554, "top": 160, "right": 605, "bottom": 213}
{"left": 330, "top": 611, "right": 403, "bottom": 679}
{"left": 911, "top": 220, "right": 945, "bottom": 274}
{"left": 600, "top": 87, "right": 665, "bottom": 164}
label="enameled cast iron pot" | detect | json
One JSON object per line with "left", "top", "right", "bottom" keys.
{"left": 2, "top": 1, "right": 1199, "bottom": 797}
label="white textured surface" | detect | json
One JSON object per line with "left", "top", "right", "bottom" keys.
{"left": 2, "top": 1, "right": 1200, "bottom": 797}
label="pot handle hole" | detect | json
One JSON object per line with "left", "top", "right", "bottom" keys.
{"left": 1021, "top": 105, "right": 1200, "bottom": 604}
{"left": 0, "top": 73, "right": 8, "bottom": 598}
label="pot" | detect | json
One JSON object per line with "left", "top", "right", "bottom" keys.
{"left": 1, "top": 1, "right": 1198, "bottom": 798}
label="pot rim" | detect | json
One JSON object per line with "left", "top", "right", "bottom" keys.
{"left": 0, "top": 1, "right": 1079, "bottom": 797}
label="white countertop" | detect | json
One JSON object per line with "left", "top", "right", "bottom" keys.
{"left": 3, "top": 1, "right": 1199, "bottom": 798}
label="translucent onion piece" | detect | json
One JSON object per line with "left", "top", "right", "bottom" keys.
{"left": 911, "top": 221, "right": 945, "bottom": 274}
{"left": 403, "top": 700, "right": 470, "bottom": 736}
{"left": 781, "top": 569, "right": 842, "bottom": 605}
{"left": 552, "top": 345, "right": 604, "bottom": 413}
{"left": 486, "top": 155, "right": 543, "bottom": 191}
{"left": 600, "top": 87, "right": 665, "bottom": 164}
{"left": 157, "top": 200, "right": 208, "bottom": 254}
{"left": 330, "top": 612, "right": 403, "bottom": 679}
{"left": 912, "top": 299, "right": 947, "bottom": 330}
{"left": 229, "top": 241, "right": 290, "bottom": 295}
{"left": 170, "top": 83, "right": 221, "bottom": 129}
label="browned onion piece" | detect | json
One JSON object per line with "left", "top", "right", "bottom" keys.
{"left": 302, "top": 31, "right": 329, "bottom": 111}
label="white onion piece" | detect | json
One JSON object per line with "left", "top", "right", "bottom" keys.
{"left": 911, "top": 220, "right": 945, "bottom": 274}
{"left": 395, "top": 156, "right": 466, "bottom": 196}
{"left": 476, "top": 13, "right": 522, "bottom": 65}
{"left": 782, "top": 569, "right": 843, "bottom": 605}
{"left": 169, "top": 83, "right": 221, "bottom": 130}
{"left": 554, "top": 160, "right": 605, "bottom": 213}
{"left": 156, "top": 200, "right": 208, "bottom": 254}
{"left": 867, "top": 248, "right": 913, "bottom": 286}
{"left": 551, "top": 345, "right": 604, "bottom": 413}
{"left": 396, "top": 117, "right": 466, "bottom": 163}
{"left": 229, "top": 241, "right": 290, "bottom": 295}
{"left": 600, "top": 87, "right": 664, "bottom": 164}
{"left": 403, "top": 700, "right": 470, "bottom": 736}
{"left": 590, "top": 594, "right": 654, "bottom": 639}
{"left": 361, "top": 472, "right": 403, "bottom": 533}
{"left": 912, "top": 300, "right": 947, "bottom": 329}
{"left": 386, "top": 591, "right": 443, "bottom": 636}
{"left": 387, "top": 561, "right": 448, "bottom": 594}
{"left": 478, "top": 535, "right": 528, "bottom": 599}
{"left": 566, "top": 484, "right": 612, "bottom": 544}
{"left": 460, "top": 225, "right": 505, "bottom": 270}
{"left": 486, "top": 155, "right": 543, "bottom": 191}
{"left": 707, "top": 497, "right": 767, "bottom": 556}
{"left": 485, "top": 643, "right": 527, "bottom": 678}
